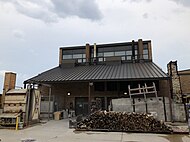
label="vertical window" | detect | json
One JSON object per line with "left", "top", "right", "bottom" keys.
{"left": 143, "top": 44, "right": 149, "bottom": 59}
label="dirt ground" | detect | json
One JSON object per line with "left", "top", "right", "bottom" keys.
{"left": 0, "top": 119, "right": 189, "bottom": 142}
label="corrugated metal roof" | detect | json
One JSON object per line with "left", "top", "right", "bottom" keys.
{"left": 25, "top": 62, "right": 169, "bottom": 83}
{"left": 6, "top": 89, "right": 27, "bottom": 94}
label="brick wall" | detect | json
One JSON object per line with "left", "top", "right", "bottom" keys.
{"left": 179, "top": 71, "right": 190, "bottom": 94}
{"left": 2, "top": 72, "right": 16, "bottom": 107}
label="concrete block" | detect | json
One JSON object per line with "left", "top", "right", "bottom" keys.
{"left": 172, "top": 102, "right": 186, "bottom": 122}
{"left": 135, "top": 103, "right": 146, "bottom": 113}
{"left": 134, "top": 98, "right": 146, "bottom": 105}
{"left": 134, "top": 98, "right": 146, "bottom": 113}
{"left": 112, "top": 98, "right": 133, "bottom": 112}
{"left": 163, "top": 97, "right": 170, "bottom": 104}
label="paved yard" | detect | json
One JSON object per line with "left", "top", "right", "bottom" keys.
{"left": 0, "top": 119, "right": 189, "bottom": 142}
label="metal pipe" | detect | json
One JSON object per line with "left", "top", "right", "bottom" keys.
{"left": 48, "top": 87, "right": 52, "bottom": 121}
{"left": 163, "top": 96, "right": 167, "bottom": 121}
{"left": 94, "top": 43, "right": 97, "bottom": 58}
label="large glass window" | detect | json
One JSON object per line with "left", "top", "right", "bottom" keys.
{"left": 73, "top": 54, "right": 83, "bottom": 59}
{"left": 98, "top": 57, "right": 104, "bottom": 62}
{"left": 126, "top": 50, "right": 132, "bottom": 56}
{"left": 97, "top": 52, "right": 104, "bottom": 57}
{"left": 63, "top": 54, "right": 72, "bottom": 59}
{"left": 126, "top": 56, "right": 132, "bottom": 60}
{"left": 62, "top": 48, "right": 86, "bottom": 63}
{"left": 115, "top": 51, "right": 125, "bottom": 56}
{"left": 143, "top": 44, "right": 149, "bottom": 59}
{"left": 96, "top": 44, "right": 136, "bottom": 62}
{"left": 104, "top": 52, "right": 114, "bottom": 57}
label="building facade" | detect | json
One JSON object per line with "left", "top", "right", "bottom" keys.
{"left": 25, "top": 39, "right": 170, "bottom": 116}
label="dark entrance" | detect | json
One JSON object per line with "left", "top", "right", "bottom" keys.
{"left": 75, "top": 97, "right": 88, "bottom": 116}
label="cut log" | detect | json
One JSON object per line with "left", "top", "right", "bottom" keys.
{"left": 76, "top": 111, "right": 172, "bottom": 133}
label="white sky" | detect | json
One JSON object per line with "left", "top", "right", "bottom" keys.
{"left": 0, "top": 0, "right": 190, "bottom": 93}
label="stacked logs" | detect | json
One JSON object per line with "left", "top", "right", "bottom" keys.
{"left": 76, "top": 111, "right": 172, "bottom": 133}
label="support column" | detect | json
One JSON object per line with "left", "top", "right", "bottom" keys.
{"left": 86, "top": 43, "right": 91, "bottom": 64}
{"left": 59, "top": 48, "right": 63, "bottom": 65}
{"left": 147, "top": 42, "right": 152, "bottom": 61}
{"left": 48, "top": 86, "right": 52, "bottom": 121}
{"left": 138, "top": 39, "right": 144, "bottom": 60}
{"left": 88, "top": 82, "right": 93, "bottom": 114}
{"left": 167, "top": 79, "right": 173, "bottom": 122}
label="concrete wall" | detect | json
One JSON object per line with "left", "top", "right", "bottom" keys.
{"left": 112, "top": 97, "right": 168, "bottom": 121}
{"left": 112, "top": 98, "right": 133, "bottom": 112}
{"left": 112, "top": 97, "right": 186, "bottom": 122}
{"left": 172, "top": 103, "right": 186, "bottom": 122}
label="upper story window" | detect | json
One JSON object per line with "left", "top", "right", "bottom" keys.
{"left": 62, "top": 48, "right": 86, "bottom": 63}
{"left": 61, "top": 40, "right": 151, "bottom": 65}
{"left": 96, "top": 45, "right": 137, "bottom": 62}
{"left": 143, "top": 44, "right": 149, "bottom": 60}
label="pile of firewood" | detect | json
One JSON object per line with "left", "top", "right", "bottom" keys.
{"left": 76, "top": 111, "right": 172, "bottom": 133}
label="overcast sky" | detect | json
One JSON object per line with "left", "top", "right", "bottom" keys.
{"left": 0, "top": 0, "right": 190, "bottom": 93}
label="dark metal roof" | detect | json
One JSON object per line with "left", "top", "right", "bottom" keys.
{"left": 25, "top": 62, "right": 169, "bottom": 84}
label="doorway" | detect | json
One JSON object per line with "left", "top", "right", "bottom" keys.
{"left": 75, "top": 97, "right": 88, "bottom": 116}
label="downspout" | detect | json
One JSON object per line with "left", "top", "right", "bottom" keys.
{"left": 94, "top": 43, "right": 97, "bottom": 64}
{"left": 94, "top": 43, "right": 97, "bottom": 59}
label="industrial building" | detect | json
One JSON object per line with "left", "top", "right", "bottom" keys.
{"left": 24, "top": 39, "right": 172, "bottom": 119}
{"left": 0, "top": 72, "right": 40, "bottom": 129}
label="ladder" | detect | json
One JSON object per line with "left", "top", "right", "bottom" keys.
{"left": 128, "top": 82, "right": 158, "bottom": 106}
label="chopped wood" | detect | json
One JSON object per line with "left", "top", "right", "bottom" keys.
{"left": 76, "top": 111, "right": 172, "bottom": 133}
